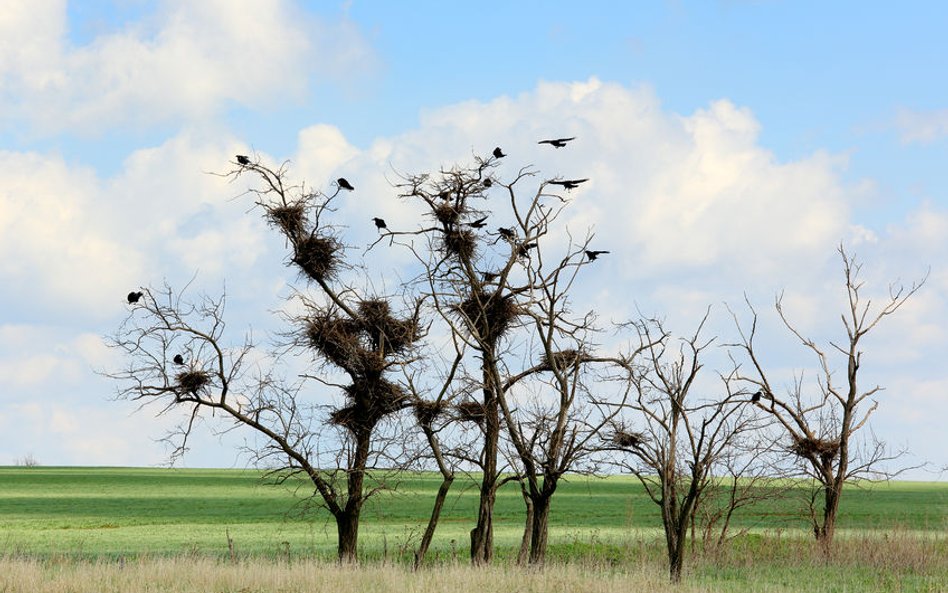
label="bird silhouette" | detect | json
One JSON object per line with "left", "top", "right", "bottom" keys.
{"left": 337, "top": 178, "right": 355, "bottom": 191}
{"left": 497, "top": 227, "right": 515, "bottom": 240}
{"left": 549, "top": 178, "right": 589, "bottom": 190}
{"left": 467, "top": 216, "right": 488, "bottom": 229}
{"left": 538, "top": 137, "right": 576, "bottom": 148}
{"left": 127, "top": 291, "right": 144, "bottom": 304}
{"left": 483, "top": 178, "right": 493, "bottom": 188}
{"left": 236, "top": 155, "right": 250, "bottom": 165}
{"left": 173, "top": 354, "right": 185, "bottom": 366}
{"left": 585, "top": 250, "right": 610, "bottom": 261}
{"left": 372, "top": 217, "right": 387, "bottom": 230}
{"left": 751, "top": 390, "right": 762, "bottom": 403}
{"left": 482, "top": 271, "right": 499, "bottom": 282}
{"left": 493, "top": 147, "right": 506, "bottom": 159}
{"left": 517, "top": 242, "right": 538, "bottom": 257}
{"left": 438, "top": 191, "right": 451, "bottom": 201}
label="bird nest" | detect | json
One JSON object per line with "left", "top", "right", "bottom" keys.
{"left": 357, "top": 299, "right": 419, "bottom": 354}
{"left": 176, "top": 370, "right": 211, "bottom": 395}
{"left": 611, "top": 429, "right": 646, "bottom": 449}
{"left": 790, "top": 436, "right": 840, "bottom": 460}
{"left": 451, "top": 290, "right": 521, "bottom": 346}
{"left": 304, "top": 314, "right": 383, "bottom": 375}
{"left": 455, "top": 400, "right": 486, "bottom": 424}
{"left": 413, "top": 399, "right": 448, "bottom": 429}
{"left": 541, "top": 349, "right": 586, "bottom": 371}
{"left": 292, "top": 234, "right": 340, "bottom": 282}
{"left": 330, "top": 379, "right": 408, "bottom": 433}
{"left": 432, "top": 202, "right": 463, "bottom": 227}
{"left": 441, "top": 229, "right": 477, "bottom": 262}
{"left": 267, "top": 203, "right": 307, "bottom": 238}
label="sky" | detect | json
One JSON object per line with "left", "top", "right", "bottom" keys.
{"left": 0, "top": 0, "right": 945, "bottom": 478}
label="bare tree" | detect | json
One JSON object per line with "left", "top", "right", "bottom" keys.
{"left": 607, "top": 313, "right": 764, "bottom": 583}
{"left": 108, "top": 157, "right": 424, "bottom": 562}
{"left": 729, "top": 246, "right": 926, "bottom": 550}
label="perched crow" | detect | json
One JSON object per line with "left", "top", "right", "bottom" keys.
{"left": 173, "top": 354, "right": 185, "bottom": 366}
{"left": 236, "top": 155, "right": 251, "bottom": 165}
{"left": 483, "top": 178, "right": 493, "bottom": 188}
{"left": 127, "top": 291, "right": 144, "bottom": 304}
{"left": 493, "top": 147, "right": 506, "bottom": 159}
{"left": 585, "top": 250, "right": 610, "bottom": 261}
{"left": 751, "top": 390, "right": 762, "bottom": 403}
{"left": 467, "top": 216, "right": 488, "bottom": 229}
{"left": 482, "top": 271, "right": 499, "bottom": 282}
{"left": 538, "top": 137, "right": 576, "bottom": 148}
{"left": 497, "top": 227, "right": 515, "bottom": 240}
{"left": 372, "top": 217, "right": 387, "bottom": 230}
{"left": 549, "top": 178, "right": 589, "bottom": 190}
{"left": 438, "top": 191, "right": 451, "bottom": 201}
{"left": 337, "top": 178, "right": 355, "bottom": 191}
{"left": 517, "top": 242, "right": 538, "bottom": 257}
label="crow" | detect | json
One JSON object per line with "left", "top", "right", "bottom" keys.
{"left": 549, "top": 178, "right": 589, "bottom": 190}
{"left": 538, "top": 137, "right": 576, "bottom": 148}
{"left": 466, "top": 216, "right": 488, "bottom": 229}
{"left": 173, "top": 354, "right": 185, "bottom": 366}
{"left": 493, "top": 147, "right": 506, "bottom": 159}
{"left": 483, "top": 178, "right": 493, "bottom": 188}
{"left": 337, "top": 178, "right": 355, "bottom": 191}
{"left": 236, "top": 155, "right": 251, "bottom": 165}
{"left": 517, "top": 242, "right": 538, "bottom": 257}
{"left": 127, "top": 291, "right": 144, "bottom": 304}
{"left": 585, "top": 250, "right": 610, "bottom": 261}
{"left": 497, "top": 227, "right": 515, "bottom": 240}
{"left": 438, "top": 191, "right": 451, "bottom": 201}
{"left": 751, "top": 390, "right": 762, "bottom": 403}
{"left": 482, "top": 271, "right": 499, "bottom": 282}
{"left": 372, "top": 217, "right": 387, "bottom": 230}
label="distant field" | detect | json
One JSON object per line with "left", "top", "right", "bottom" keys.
{"left": 0, "top": 467, "right": 944, "bottom": 560}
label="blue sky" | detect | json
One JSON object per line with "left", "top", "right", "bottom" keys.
{"left": 0, "top": 1, "right": 945, "bottom": 476}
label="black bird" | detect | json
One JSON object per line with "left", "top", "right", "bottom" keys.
{"left": 483, "top": 178, "right": 493, "bottom": 188}
{"left": 482, "top": 271, "right": 499, "bottom": 282}
{"left": 538, "top": 137, "right": 576, "bottom": 148}
{"left": 497, "top": 227, "right": 515, "bottom": 240}
{"left": 337, "top": 178, "right": 355, "bottom": 191}
{"left": 585, "top": 250, "right": 610, "bottom": 261}
{"left": 493, "top": 147, "right": 506, "bottom": 159}
{"left": 173, "top": 354, "right": 185, "bottom": 366}
{"left": 751, "top": 390, "right": 762, "bottom": 403}
{"left": 126, "top": 291, "right": 144, "bottom": 304}
{"left": 372, "top": 217, "right": 387, "bottom": 230}
{"left": 549, "top": 178, "right": 589, "bottom": 190}
{"left": 438, "top": 190, "right": 451, "bottom": 201}
{"left": 467, "top": 216, "right": 488, "bottom": 229}
{"left": 517, "top": 242, "right": 538, "bottom": 257}
{"left": 236, "top": 154, "right": 250, "bottom": 165}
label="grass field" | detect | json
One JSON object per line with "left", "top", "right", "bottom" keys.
{"left": 0, "top": 467, "right": 945, "bottom": 591}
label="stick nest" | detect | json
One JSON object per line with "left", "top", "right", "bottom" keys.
{"left": 292, "top": 234, "right": 341, "bottom": 282}
{"left": 451, "top": 290, "right": 521, "bottom": 346}
{"left": 176, "top": 370, "right": 211, "bottom": 395}
{"left": 455, "top": 400, "right": 486, "bottom": 424}
{"left": 441, "top": 229, "right": 477, "bottom": 262}
{"left": 267, "top": 203, "right": 307, "bottom": 238}
{"left": 330, "top": 378, "right": 408, "bottom": 433}
{"left": 790, "top": 436, "right": 840, "bottom": 460}
{"left": 432, "top": 202, "right": 463, "bottom": 227}
{"left": 611, "top": 429, "right": 646, "bottom": 449}
{"left": 541, "top": 349, "right": 587, "bottom": 371}
{"left": 357, "top": 299, "right": 419, "bottom": 354}
{"left": 413, "top": 399, "right": 448, "bottom": 429}
{"left": 305, "top": 314, "right": 384, "bottom": 375}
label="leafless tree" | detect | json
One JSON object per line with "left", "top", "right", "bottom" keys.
{"left": 728, "top": 246, "right": 926, "bottom": 550}
{"left": 108, "top": 157, "right": 424, "bottom": 562}
{"left": 606, "top": 313, "right": 765, "bottom": 583}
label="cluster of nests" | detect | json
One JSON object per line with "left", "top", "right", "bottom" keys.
{"left": 263, "top": 202, "right": 343, "bottom": 283}
{"left": 412, "top": 398, "right": 486, "bottom": 429}
{"left": 432, "top": 202, "right": 479, "bottom": 262}
{"left": 790, "top": 435, "right": 841, "bottom": 461}
{"left": 451, "top": 290, "right": 522, "bottom": 346}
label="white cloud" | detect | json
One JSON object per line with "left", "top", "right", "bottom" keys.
{"left": 893, "top": 107, "right": 948, "bottom": 144}
{"left": 0, "top": 0, "right": 377, "bottom": 133}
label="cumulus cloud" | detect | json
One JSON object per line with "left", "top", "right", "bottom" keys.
{"left": 0, "top": 0, "right": 377, "bottom": 134}
{"left": 893, "top": 107, "right": 948, "bottom": 144}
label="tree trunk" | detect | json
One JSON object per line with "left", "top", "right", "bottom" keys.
{"left": 528, "top": 496, "right": 552, "bottom": 565}
{"left": 470, "top": 359, "right": 500, "bottom": 565}
{"left": 470, "top": 485, "right": 495, "bottom": 565}
{"left": 336, "top": 510, "right": 359, "bottom": 563}
{"left": 414, "top": 474, "right": 454, "bottom": 569}
{"left": 668, "top": 534, "right": 685, "bottom": 583}
{"left": 517, "top": 489, "right": 534, "bottom": 565}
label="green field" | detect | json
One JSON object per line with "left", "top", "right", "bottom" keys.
{"left": 0, "top": 467, "right": 944, "bottom": 560}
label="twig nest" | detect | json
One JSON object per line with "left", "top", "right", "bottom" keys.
{"left": 455, "top": 400, "right": 486, "bottom": 424}
{"left": 267, "top": 203, "right": 307, "bottom": 237}
{"left": 790, "top": 436, "right": 840, "bottom": 460}
{"left": 176, "top": 370, "right": 211, "bottom": 395}
{"left": 452, "top": 290, "right": 521, "bottom": 346}
{"left": 292, "top": 234, "right": 341, "bottom": 282}
{"left": 441, "top": 229, "right": 477, "bottom": 262}
{"left": 612, "top": 429, "right": 646, "bottom": 449}
{"left": 541, "top": 349, "right": 586, "bottom": 371}
{"left": 357, "top": 299, "right": 419, "bottom": 354}
{"left": 413, "top": 399, "right": 447, "bottom": 429}
{"left": 432, "top": 202, "right": 463, "bottom": 227}
{"left": 330, "top": 378, "right": 408, "bottom": 433}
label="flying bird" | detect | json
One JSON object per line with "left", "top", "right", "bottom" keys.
{"left": 517, "top": 242, "right": 538, "bottom": 258}
{"left": 236, "top": 155, "right": 250, "bottom": 165}
{"left": 492, "top": 147, "right": 506, "bottom": 159}
{"left": 549, "top": 178, "right": 589, "bottom": 191}
{"left": 337, "top": 178, "right": 355, "bottom": 191}
{"left": 466, "top": 216, "right": 488, "bottom": 229}
{"left": 173, "top": 354, "right": 185, "bottom": 366}
{"left": 372, "top": 217, "right": 387, "bottom": 230}
{"left": 497, "top": 227, "right": 515, "bottom": 240}
{"left": 585, "top": 250, "right": 610, "bottom": 261}
{"left": 127, "top": 291, "right": 144, "bottom": 304}
{"left": 538, "top": 137, "right": 576, "bottom": 148}
{"left": 751, "top": 390, "right": 762, "bottom": 403}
